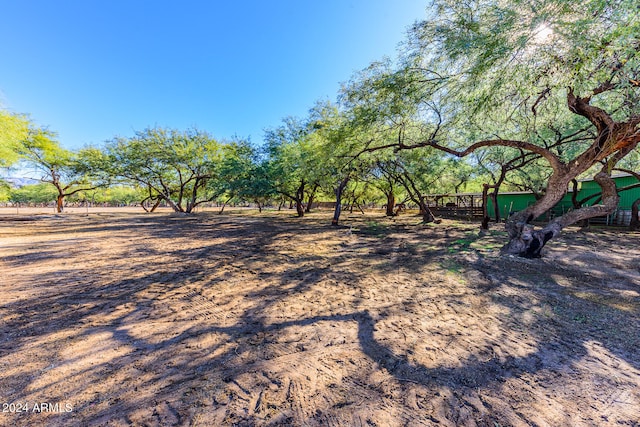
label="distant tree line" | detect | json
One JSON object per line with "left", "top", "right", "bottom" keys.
{"left": 1, "top": 0, "right": 638, "bottom": 257}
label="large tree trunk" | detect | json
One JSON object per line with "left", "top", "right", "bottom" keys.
{"left": 499, "top": 89, "right": 638, "bottom": 257}
{"left": 295, "top": 199, "right": 304, "bottom": 217}
{"left": 385, "top": 191, "right": 396, "bottom": 216}
{"left": 630, "top": 198, "right": 640, "bottom": 231}
{"left": 185, "top": 178, "right": 203, "bottom": 213}
{"left": 417, "top": 196, "right": 438, "bottom": 223}
{"left": 294, "top": 181, "right": 305, "bottom": 217}
{"left": 502, "top": 172, "right": 618, "bottom": 258}
{"left": 166, "top": 198, "right": 183, "bottom": 213}
{"left": 218, "top": 196, "right": 233, "bottom": 214}
{"left": 56, "top": 194, "right": 64, "bottom": 213}
{"left": 305, "top": 183, "right": 318, "bottom": 213}
{"left": 331, "top": 177, "right": 349, "bottom": 226}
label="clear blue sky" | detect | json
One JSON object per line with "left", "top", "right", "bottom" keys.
{"left": 0, "top": 1, "right": 427, "bottom": 150}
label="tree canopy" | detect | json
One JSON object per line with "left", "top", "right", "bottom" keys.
{"left": 105, "top": 127, "right": 223, "bottom": 213}
{"left": 17, "top": 129, "right": 107, "bottom": 212}
{"left": 2, "top": 0, "right": 638, "bottom": 257}
{"left": 0, "top": 109, "right": 30, "bottom": 168}
{"left": 339, "top": 0, "right": 639, "bottom": 256}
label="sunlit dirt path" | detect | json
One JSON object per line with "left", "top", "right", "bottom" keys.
{"left": 1, "top": 211, "right": 639, "bottom": 426}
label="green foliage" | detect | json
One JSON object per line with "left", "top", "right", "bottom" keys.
{"left": 9, "top": 183, "right": 57, "bottom": 204}
{"left": 404, "top": 0, "right": 639, "bottom": 141}
{"left": 4, "top": 0, "right": 637, "bottom": 226}
{"left": 67, "top": 185, "right": 143, "bottom": 205}
{"left": 264, "top": 107, "right": 331, "bottom": 202}
{"left": 16, "top": 129, "right": 106, "bottom": 211}
{"left": 338, "top": 0, "right": 639, "bottom": 225}
{"left": 0, "top": 109, "right": 30, "bottom": 167}
{"left": 0, "top": 180, "right": 11, "bottom": 202}
{"left": 213, "top": 140, "right": 275, "bottom": 203}
{"left": 18, "top": 129, "right": 78, "bottom": 179}
{"left": 265, "top": 117, "right": 310, "bottom": 182}
{"left": 105, "top": 127, "right": 222, "bottom": 213}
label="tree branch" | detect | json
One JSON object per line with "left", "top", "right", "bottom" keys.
{"left": 567, "top": 87, "right": 614, "bottom": 132}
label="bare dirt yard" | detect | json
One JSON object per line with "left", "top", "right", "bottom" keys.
{"left": 0, "top": 208, "right": 639, "bottom": 426}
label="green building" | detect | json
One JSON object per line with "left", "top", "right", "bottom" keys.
{"left": 429, "top": 174, "right": 640, "bottom": 225}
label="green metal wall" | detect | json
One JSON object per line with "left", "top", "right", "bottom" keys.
{"left": 579, "top": 176, "right": 640, "bottom": 209}
{"left": 485, "top": 175, "right": 640, "bottom": 219}
{"left": 485, "top": 193, "right": 536, "bottom": 219}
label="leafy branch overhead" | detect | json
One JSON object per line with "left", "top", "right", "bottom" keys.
{"left": 340, "top": 0, "right": 639, "bottom": 257}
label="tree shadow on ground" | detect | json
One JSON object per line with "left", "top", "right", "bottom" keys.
{"left": 0, "top": 213, "right": 638, "bottom": 426}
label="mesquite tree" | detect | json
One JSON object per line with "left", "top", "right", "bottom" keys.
{"left": 264, "top": 117, "right": 317, "bottom": 217}
{"left": 18, "top": 129, "right": 106, "bottom": 212}
{"left": 212, "top": 140, "right": 275, "bottom": 212}
{"left": 105, "top": 127, "right": 222, "bottom": 213}
{"left": 265, "top": 102, "right": 353, "bottom": 221}
{"left": 354, "top": 0, "right": 639, "bottom": 257}
{"left": 371, "top": 160, "right": 403, "bottom": 217}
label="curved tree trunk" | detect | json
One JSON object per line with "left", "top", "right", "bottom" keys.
{"left": 150, "top": 199, "right": 161, "bottom": 212}
{"left": 218, "top": 196, "right": 233, "bottom": 214}
{"left": 502, "top": 172, "right": 618, "bottom": 258}
{"left": 503, "top": 92, "right": 637, "bottom": 257}
{"left": 630, "top": 198, "right": 640, "bottom": 231}
{"left": 141, "top": 197, "right": 161, "bottom": 213}
{"left": 331, "top": 176, "right": 350, "bottom": 226}
{"left": 295, "top": 199, "right": 304, "bottom": 217}
{"left": 359, "top": 85, "right": 639, "bottom": 256}
{"left": 305, "top": 183, "right": 318, "bottom": 213}
{"left": 166, "top": 198, "right": 183, "bottom": 213}
{"left": 417, "top": 196, "right": 439, "bottom": 223}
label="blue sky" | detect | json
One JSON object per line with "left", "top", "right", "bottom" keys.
{"left": 0, "top": 1, "right": 427, "bottom": 150}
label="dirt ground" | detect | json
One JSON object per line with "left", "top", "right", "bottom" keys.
{"left": 0, "top": 208, "right": 639, "bottom": 426}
